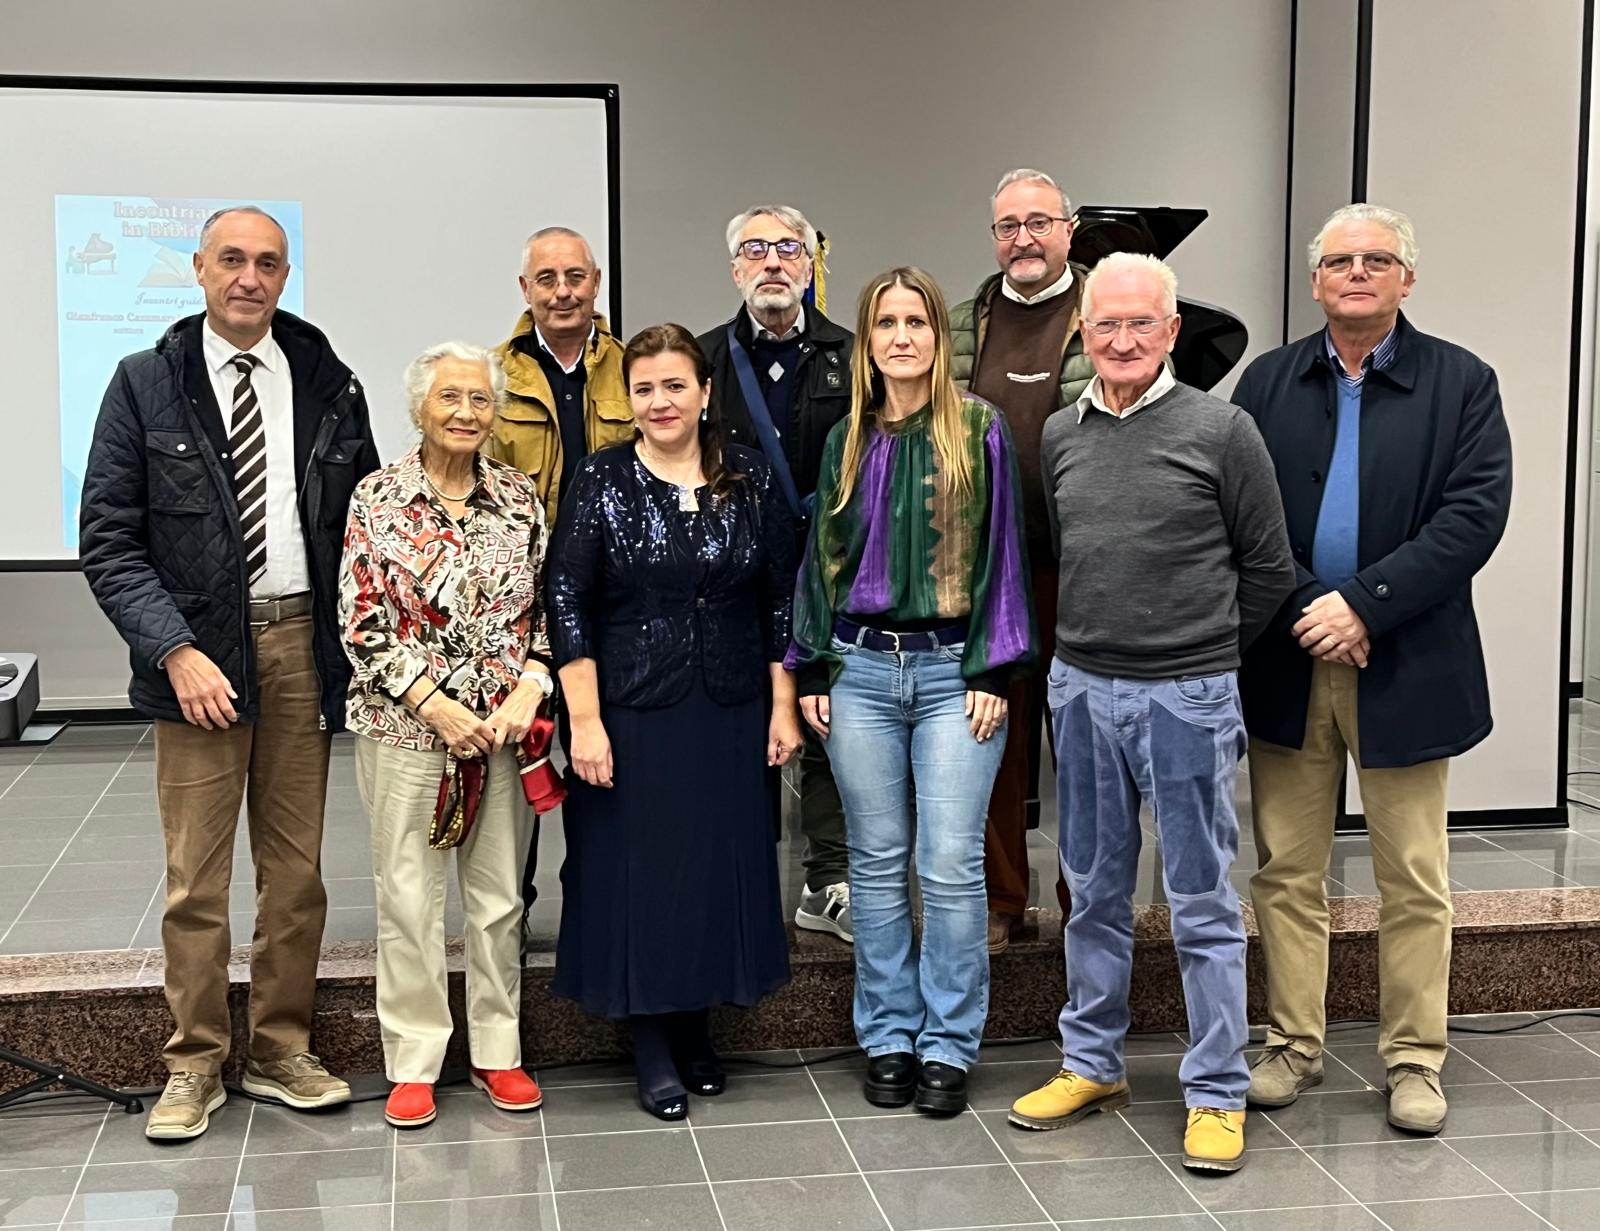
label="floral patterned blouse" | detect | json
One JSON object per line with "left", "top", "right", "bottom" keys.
{"left": 338, "top": 446, "right": 550, "bottom": 750}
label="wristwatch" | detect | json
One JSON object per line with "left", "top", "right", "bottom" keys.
{"left": 520, "top": 666, "right": 555, "bottom": 698}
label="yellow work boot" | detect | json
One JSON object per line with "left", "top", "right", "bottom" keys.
{"left": 1183, "top": 1107, "right": 1247, "bottom": 1172}
{"left": 1008, "top": 1069, "right": 1131, "bottom": 1130}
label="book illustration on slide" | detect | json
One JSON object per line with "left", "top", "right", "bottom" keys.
{"left": 140, "top": 245, "right": 194, "bottom": 288}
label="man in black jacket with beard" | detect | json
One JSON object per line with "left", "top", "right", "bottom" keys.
{"left": 698, "top": 203, "right": 854, "bottom": 943}
{"left": 80, "top": 206, "right": 378, "bottom": 1141}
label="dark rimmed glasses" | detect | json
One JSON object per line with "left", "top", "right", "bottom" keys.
{"left": 737, "top": 238, "right": 808, "bottom": 261}
{"left": 991, "top": 214, "right": 1071, "bottom": 241}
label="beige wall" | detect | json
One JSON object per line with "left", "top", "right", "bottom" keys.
{"left": 0, "top": 0, "right": 1294, "bottom": 708}
{"left": 1365, "top": 0, "right": 1583, "bottom": 811}
{"left": 1287, "top": 0, "right": 1359, "bottom": 344}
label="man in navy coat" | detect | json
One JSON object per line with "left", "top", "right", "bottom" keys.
{"left": 1231, "top": 204, "right": 1511, "bottom": 1137}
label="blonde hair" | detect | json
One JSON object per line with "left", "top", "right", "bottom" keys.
{"left": 832, "top": 266, "right": 971, "bottom": 514}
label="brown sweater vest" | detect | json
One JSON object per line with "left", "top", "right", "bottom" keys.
{"left": 970, "top": 285, "right": 1079, "bottom": 560}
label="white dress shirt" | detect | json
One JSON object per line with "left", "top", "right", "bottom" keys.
{"left": 1000, "top": 265, "right": 1075, "bottom": 306}
{"left": 202, "top": 320, "right": 310, "bottom": 598}
{"left": 748, "top": 304, "right": 805, "bottom": 342}
{"left": 1075, "top": 363, "right": 1177, "bottom": 422}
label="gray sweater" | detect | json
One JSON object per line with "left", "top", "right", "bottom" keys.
{"left": 1041, "top": 381, "right": 1295, "bottom": 679}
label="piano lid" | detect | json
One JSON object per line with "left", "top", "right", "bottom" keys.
{"left": 1067, "top": 206, "right": 1246, "bottom": 391}
{"left": 1070, "top": 206, "right": 1208, "bottom": 266}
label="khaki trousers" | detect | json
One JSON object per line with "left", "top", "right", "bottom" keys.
{"left": 154, "top": 614, "right": 331, "bottom": 1075}
{"left": 355, "top": 736, "right": 533, "bottom": 1083}
{"left": 1248, "top": 659, "right": 1451, "bottom": 1071}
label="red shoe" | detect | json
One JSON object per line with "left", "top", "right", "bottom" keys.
{"left": 471, "top": 1066, "right": 543, "bottom": 1111}
{"left": 385, "top": 1082, "right": 436, "bottom": 1128}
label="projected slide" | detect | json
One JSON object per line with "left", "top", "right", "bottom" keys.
{"left": 54, "top": 195, "right": 304, "bottom": 551}
{"left": 0, "top": 84, "right": 613, "bottom": 563}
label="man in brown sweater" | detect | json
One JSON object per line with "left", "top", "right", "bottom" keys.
{"left": 950, "top": 168, "right": 1096, "bottom": 953}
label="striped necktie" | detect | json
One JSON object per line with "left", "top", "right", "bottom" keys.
{"left": 228, "top": 354, "right": 268, "bottom": 587}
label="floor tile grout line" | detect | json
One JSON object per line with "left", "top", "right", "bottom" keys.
{"left": 535, "top": 1102, "right": 562, "bottom": 1231}
{"left": 962, "top": 1105, "right": 1062, "bottom": 1231}
{"left": 50, "top": 1101, "right": 110, "bottom": 1231}
{"left": 1318, "top": 1045, "right": 1382, "bottom": 1092}
{"left": 1258, "top": 1112, "right": 1400, "bottom": 1231}
{"left": 220, "top": 1100, "right": 254, "bottom": 1231}
{"left": 124, "top": 867, "right": 171, "bottom": 951}
{"left": 1109, "top": 1107, "right": 1227, "bottom": 1231}
{"left": 1430, "top": 1134, "right": 1562, "bottom": 1231}
{"left": 683, "top": 1105, "right": 731, "bottom": 1231}
{"left": 0, "top": 730, "right": 148, "bottom": 949}
{"left": 388, "top": 1121, "right": 398, "bottom": 1231}
{"left": 799, "top": 1055, "right": 896, "bottom": 1231}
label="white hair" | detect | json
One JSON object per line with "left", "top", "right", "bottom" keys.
{"left": 724, "top": 204, "right": 818, "bottom": 256}
{"left": 1081, "top": 252, "right": 1179, "bottom": 318}
{"left": 991, "top": 168, "right": 1073, "bottom": 218}
{"left": 404, "top": 341, "right": 506, "bottom": 425}
{"left": 1308, "top": 203, "right": 1418, "bottom": 270}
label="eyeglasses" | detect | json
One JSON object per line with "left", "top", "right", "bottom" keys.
{"left": 737, "top": 238, "right": 807, "bottom": 261}
{"left": 991, "top": 215, "right": 1071, "bottom": 241}
{"left": 532, "top": 269, "right": 593, "bottom": 290}
{"left": 433, "top": 388, "right": 495, "bottom": 411}
{"left": 1317, "top": 251, "right": 1406, "bottom": 275}
{"left": 1082, "top": 316, "right": 1172, "bottom": 338}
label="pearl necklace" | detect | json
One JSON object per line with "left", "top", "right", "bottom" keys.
{"left": 423, "top": 467, "right": 474, "bottom": 502}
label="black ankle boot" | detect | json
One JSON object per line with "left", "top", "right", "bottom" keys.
{"left": 669, "top": 1011, "right": 725, "bottom": 1097}
{"left": 915, "top": 1060, "right": 968, "bottom": 1114}
{"left": 630, "top": 1014, "right": 689, "bottom": 1120}
{"left": 864, "top": 1052, "right": 918, "bottom": 1108}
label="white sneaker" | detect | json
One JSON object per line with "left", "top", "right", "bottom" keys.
{"left": 795, "top": 881, "right": 853, "bottom": 943}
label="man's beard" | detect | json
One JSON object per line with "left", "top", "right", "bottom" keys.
{"left": 743, "top": 274, "right": 801, "bottom": 314}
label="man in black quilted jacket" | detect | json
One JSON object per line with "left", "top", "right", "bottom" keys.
{"left": 80, "top": 206, "right": 378, "bottom": 1140}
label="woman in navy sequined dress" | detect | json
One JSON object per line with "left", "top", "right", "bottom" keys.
{"left": 545, "top": 323, "right": 800, "bottom": 1119}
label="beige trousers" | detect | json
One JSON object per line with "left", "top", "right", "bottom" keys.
{"left": 154, "top": 615, "right": 332, "bottom": 1074}
{"left": 355, "top": 736, "right": 533, "bottom": 1082}
{"left": 1248, "top": 659, "right": 1452, "bottom": 1071}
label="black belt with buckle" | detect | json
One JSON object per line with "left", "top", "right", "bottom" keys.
{"left": 834, "top": 617, "right": 964, "bottom": 653}
{"left": 248, "top": 592, "right": 313, "bottom": 624}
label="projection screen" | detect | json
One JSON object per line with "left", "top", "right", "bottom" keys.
{"left": 0, "top": 78, "right": 619, "bottom": 565}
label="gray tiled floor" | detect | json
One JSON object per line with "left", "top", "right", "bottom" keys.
{"left": 7, "top": 702, "right": 1600, "bottom": 956}
{"left": 5, "top": 1023, "right": 1600, "bottom": 1230}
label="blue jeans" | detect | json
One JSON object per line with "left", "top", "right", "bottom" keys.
{"left": 825, "top": 638, "right": 1007, "bottom": 1071}
{"left": 1050, "top": 659, "right": 1249, "bottom": 1109}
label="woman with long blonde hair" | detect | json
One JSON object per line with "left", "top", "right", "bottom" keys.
{"left": 786, "top": 266, "right": 1036, "bottom": 1114}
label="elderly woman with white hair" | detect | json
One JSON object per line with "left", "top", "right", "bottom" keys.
{"left": 339, "top": 341, "right": 552, "bottom": 1130}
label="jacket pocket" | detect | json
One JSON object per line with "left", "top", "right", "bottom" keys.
{"left": 592, "top": 397, "right": 636, "bottom": 447}
{"left": 147, "top": 432, "right": 213, "bottom": 513}
{"left": 315, "top": 440, "right": 360, "bottom": 527}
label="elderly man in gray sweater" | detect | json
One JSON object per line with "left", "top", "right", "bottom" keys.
{"left": 1009, "top": 253, "right": 1294, "bottom": 1175}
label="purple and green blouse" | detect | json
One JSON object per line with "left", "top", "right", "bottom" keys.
{"left": 786, "top": 396, "right": 1036, "bottom": 695}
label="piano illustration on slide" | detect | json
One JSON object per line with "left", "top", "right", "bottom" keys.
{"left": 66, "top": 232, "right": 117, "bottom": 275}
{"left": 1070, "top": 206, "right": 1247, "bottom": 392}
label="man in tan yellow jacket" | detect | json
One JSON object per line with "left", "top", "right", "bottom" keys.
{"left": 492, "top": 227, "right": 633, "bottom": 530}
{"left": 493, "top": 227, "right": 633, "bottom": 941}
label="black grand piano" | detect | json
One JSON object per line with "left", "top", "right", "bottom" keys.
{"left": 1070, "top": 206, "right": 1247, "bottom": 392}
